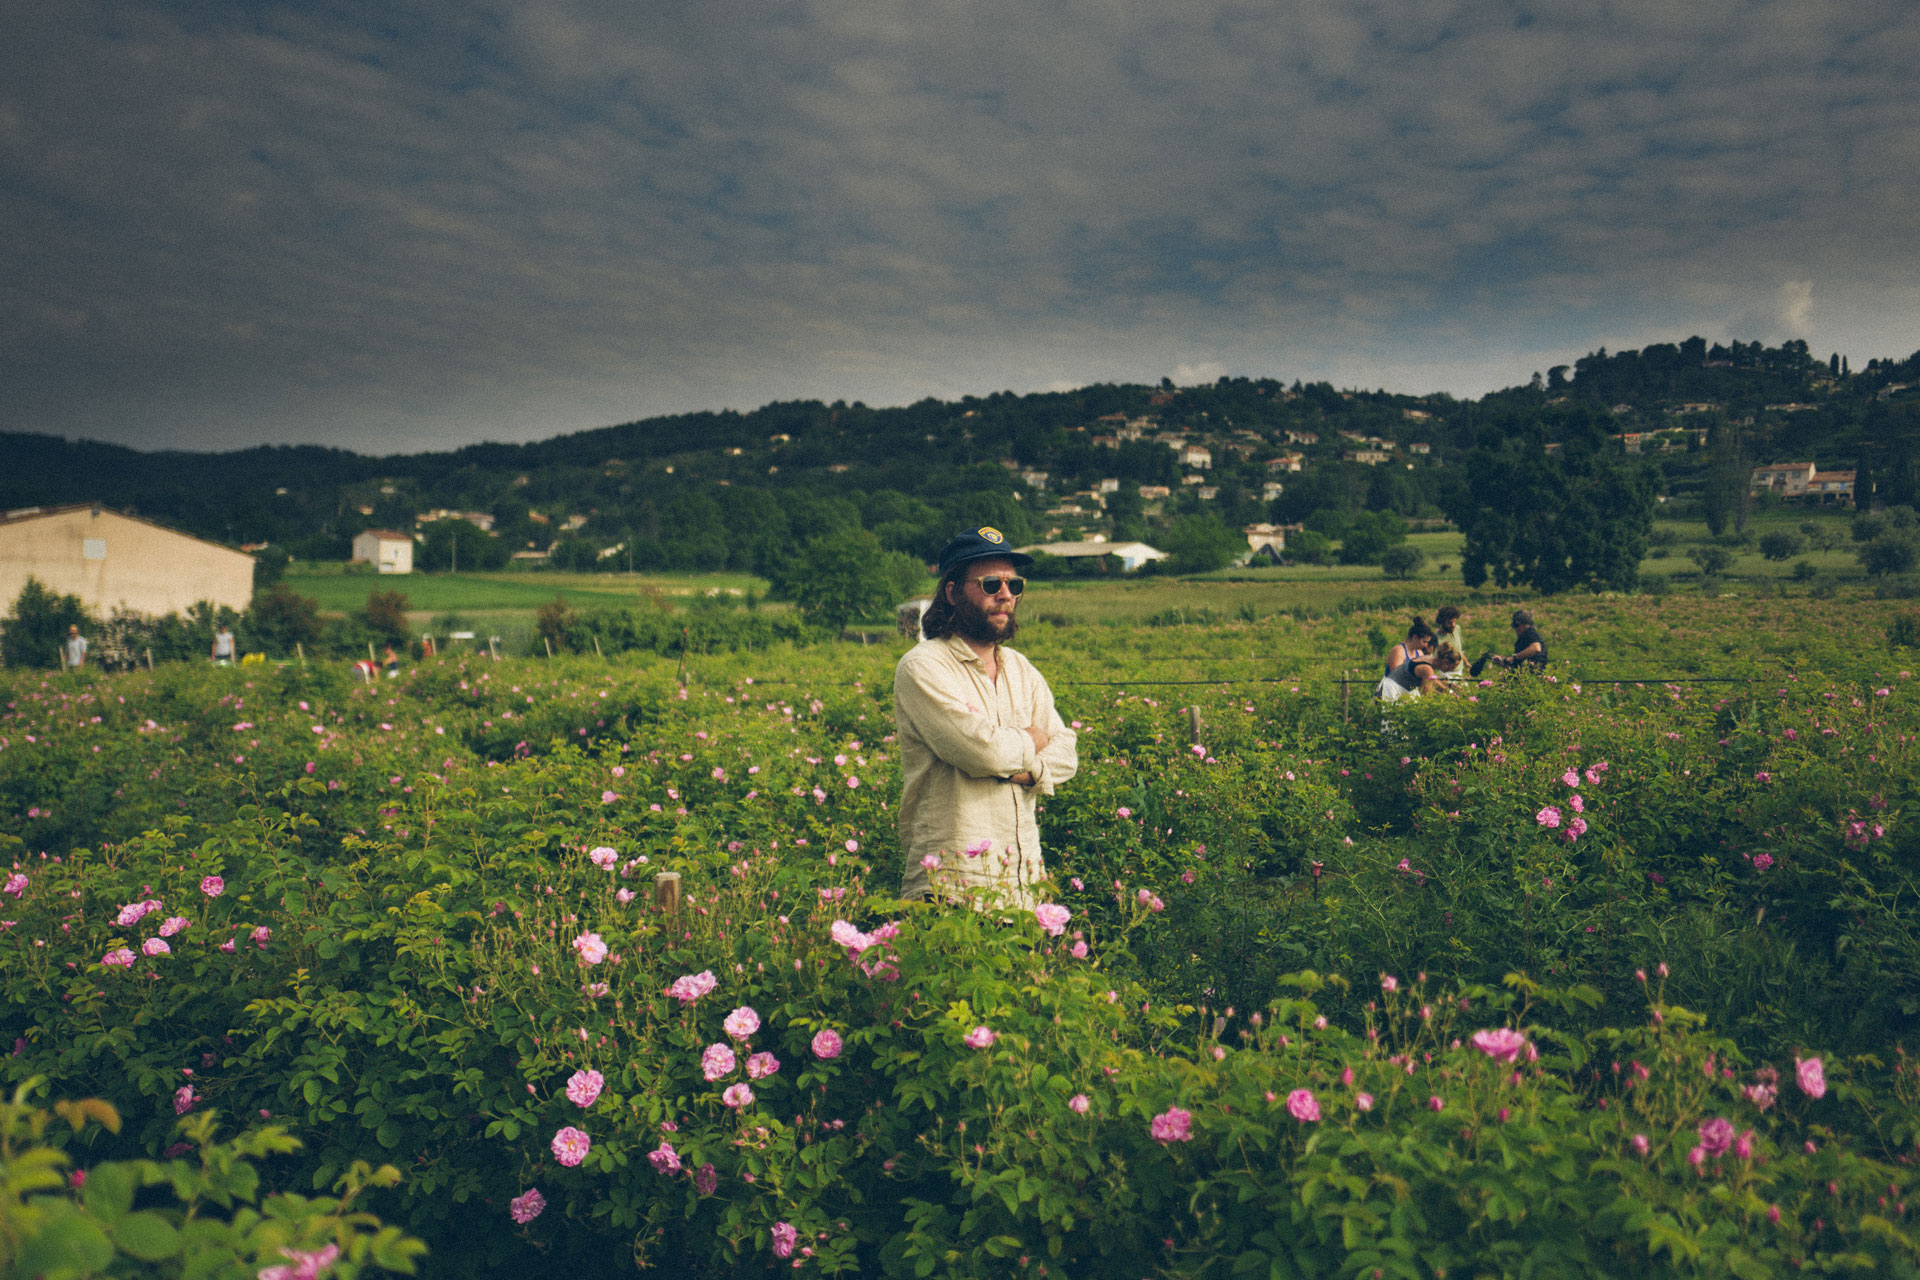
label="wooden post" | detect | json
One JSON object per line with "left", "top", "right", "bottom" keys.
{"left": 592, "top": 635, "right": 603, "bottom": 658}
{"left": 653, "top": 871, "right": 682, "bottom": 917}
{"left": 295, "top": 642, "right": 306, "bottom": 666}
{"left": 368, "top": 641, "right": 377, "bottom": 662}
{"left": 1342, "top": 670, "right": 1351, "bottom": 723}
{"left": 145, "top": 648, "right": 154, "bottom": 671}
{"left": 544, "top": 637, "right": 554, "bottom": 660}
{"left": 489, "top": 636, "right": 500, "bottom": 660}
{"left": 1187, "top": 705, "right": 1203, "bottom": 746}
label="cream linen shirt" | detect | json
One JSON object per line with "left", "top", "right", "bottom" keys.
{"left": 894, "top": 633, "right": 1078, "bottom": 908}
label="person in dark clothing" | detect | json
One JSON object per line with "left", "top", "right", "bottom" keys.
{"left": 1470, "top": 609, "right": 1548, "bottom": 677}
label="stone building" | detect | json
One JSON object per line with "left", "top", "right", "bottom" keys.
{"left": 0, "top": 503, "right": 254, "bottom": 618}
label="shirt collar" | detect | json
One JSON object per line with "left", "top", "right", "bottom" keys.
{"left": 940, "top": 632, "right": 996, "bottom": 665}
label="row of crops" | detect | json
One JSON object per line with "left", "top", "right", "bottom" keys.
{"left": 5, "top": 590, "right": 1920, "bottom": 1276}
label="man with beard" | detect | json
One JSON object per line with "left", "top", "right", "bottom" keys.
{"left": 895, "top": 527, "right": 1078, "bottom": 909}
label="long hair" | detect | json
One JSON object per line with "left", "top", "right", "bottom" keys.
{"left": 919, "top": 568, "right": 967, "bottom": 640}
{"left": 1406, "top": 616, "right": 1434, "bottom": 642}
{"left": 1432, "top": 642, "right": 1462, "bottom": 672}
{"left": 1435, "top": 605, "right": 1460, "bottom": 632}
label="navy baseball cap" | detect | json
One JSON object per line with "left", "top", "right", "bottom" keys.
{"left": 935, "top": 526, "right": 1034, "bottom": 577}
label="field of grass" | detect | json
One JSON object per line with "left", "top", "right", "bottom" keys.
{"left": 284, "top": 568, "right": 771, "bottom": 616}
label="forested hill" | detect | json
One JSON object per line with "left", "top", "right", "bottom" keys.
{"left": 6, "top": 338, "right": 1918, "bottom": 571}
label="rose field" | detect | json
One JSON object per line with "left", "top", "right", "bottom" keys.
{"left": 8, "top": 591, "right": 1920, "bottom": 1277}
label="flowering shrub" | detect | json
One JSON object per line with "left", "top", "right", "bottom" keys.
{"left": 3, "top": 598, "right": 1920, "bottom": 1271}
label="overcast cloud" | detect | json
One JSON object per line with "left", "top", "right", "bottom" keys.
{"left": 4, "top": 0, "right": 1919, "bottom": 452}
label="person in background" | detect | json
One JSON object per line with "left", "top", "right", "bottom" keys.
{"left": 211, "top": 624, "right": 236, "bottom": 666}
{"left": 383, "top": 644, "right": 401, "bottom": 678}
{"left": 1381, "top": 617, "right": 1434, "bottom": 680}
{"left": 63, "top": 624, "right": 89, "bottom": 670}
{"left": 1472, "top": 609, "right": 1549, "bottom": 676}
{"left": 895, "top": 527, "right": 1078, "bottom": 910}
{"left": 1377, "top": 618, "right": 1458, "bottom": 701}
{"left": 1434, "top": 605, "right": 1468, "bottom": 680}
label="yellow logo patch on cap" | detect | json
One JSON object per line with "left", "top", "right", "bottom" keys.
{"left": 978, "top": 527, "right": 1004, "bottom": 543}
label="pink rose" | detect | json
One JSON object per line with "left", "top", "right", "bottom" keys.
{"left": 173, "top": 1085, "right": 195, "bottom": 1114}
{"left": 771, "top": 1221, "right": 798, "bottom": 1258}
{"left": 142, "top": 938, "right": 170, "bottom": 958}
{"left": 588, "top": 846, "right": 618, "bottom": 870}
{"left": 722, "top": 1082, "right": 755, "bottom": 1109}
{"left": 565, "top": 1069, "right": 604, "bottom": 1108}
{"left": 1034, "top": 904, "right": 1071, "bottom": 936}
{"left": 509, "top": 1188, "right": 545, "bottom": 1223}
{"left": 648, "top": 1141, "right": 681, "bottom": 1174}
{"left": 745, "top": 1051, "right": 780, "bottom": 1079}
{"left": 1069, "top": 1094, "right": 1090, "bottom": 1114}
{"left": 101, "top": 948, "right": 136, "bottom": 968}
{"left": 1150, "top": 1106, "right": 1193, "bottom": 1143}
{"left": 1470, "top": 1028, "right": 1528, "bottom": 1063}
{"left": 701, "top": 1043, "right": 737, "bottom": 1081}
{"left": 550, "top": 1126, "right": 591, "bottom": 1167}
{"left": 668, "top": 970, "right": 717, "bottom": 1004}
{"left": 158, "top": 916, "right": 189, "bottom": 938}
{"left": 1286, "top": 1089, "right": 1320, "bottom": 1123}
{"left": 963, "top": 1025, "right": 996, "bottom": 1050}
{"left": 572, "top": 932, "right": 607, "bottom": 965}
{"left": 722, "top": 1006, "right": 761, "bottom": 1040}
{"left": 811, "top": 1029, "right": 843, "bottom": 1060}
{"left": 1796, "top": 1056, "right": 1826, "bottom": 1099}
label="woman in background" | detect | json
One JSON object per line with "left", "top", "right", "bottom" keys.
{"left": 1435, "top": 605, "right": 1467, "bottom": 681}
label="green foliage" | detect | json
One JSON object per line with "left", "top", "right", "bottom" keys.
{"left": 1286, "top": 528, "right": 1334, "bottom": 564}
{"left": 790, "top": 529, "right": 924, "bottom": 633}
{"left": 1159, "top": 512, "right": 1242, "bottom": 573}
{"left": 1860, "top": 533, "right": 1920, "bottom": 577}
{"left": 1758, "top": 531, "right": 1803, "bottom": 561}
{"left": 1792, "top": 559, "right": 1818, "bottom": 581}
{"left": 416, "top": 520, "right": 509, "bottom": 572}
{"left": 1378, "top": 543, "right": 1426, "bottom": 579}
{"left": 1444, "top": 434, "right": 1655, "bottom": 593}
{"left": 1335, "top": 510, "right": 1407, "bottom": 565}
{"left": 1689, "top": 545, "right": 1735, "bottom": 576}
{"left": 2, "top": 578, "right": 90, "bottom": 670}
{"left": 360, "top": 591, "right": 410, "bottom": 648}
{"left": 245, "top": 584, "right": 324, "bottom": 657}
{"left": 0, "top": 1085, "right": 424, "bottom": 1279}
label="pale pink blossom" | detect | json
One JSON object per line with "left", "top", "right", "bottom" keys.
{"left": 1427, "top": 1095, "right": 1444, "bottom": 1112}
{"left": 648, "top": 1141, "right": 681, "bottom": 1174}
{"left": 811, "top": 1029, "right": 843, "bottom": 1060}
{"left": 2, "top": 873, "right": 26, "bottom": 897}
{"left": 1068, "top": 1094, "right": 1090, "bottom": 1114}
{"left": 1381, "top": 974, "right": 1399, "bottom": 993}
{"left": 572, "top": 932, "right": 607, "bottom": 965}
{"left": 771, "top": 1222, "right": 799, "bottom": 1258}
{"left": 1631, "top": 1133, "right": 1650, "bottom": 1155}
{"left": 1697, "top": 1116, "right": 1734, "bottom": 1158}
{"left": 1569, "top": 794, "right": 1585, "bottom": 813}
{"left": 251, "top": 925, "right": 271, "bottom": 947}
{"left": 1034, "top": 904, "right": 1071, "bottom": 936}
{"left": 723, "top": 1006, "right": 761, "bottom": 1040}
{"left": 830, "top": 920, "right": 875, "bottom": 953}
{"left": 1796, "top": 1056, "right": 1826, "bottom": 1099}
{"left": 1560, "top": 769, "right": 1580, "bottom": 787}
{"left": 963, "top": 1025, "right": 996, "bottom": 1050}
{"left": 1744, "top": 1083, "right": 1777, "bottom": 1111}
{"left": 722, "top": 1082, "right": 755, "bottom": 1109}
{"left": 100, "top": 947, "right": 136, "bottom": 968}
{"left": 1355, "top": 1093, "right": 1374, "bottom": 1111}
{"left": 566, "top": 1069, "right": 604, "bottom": 1107}
{"left": 1471, "top": 1028, "right": 1528, "bottom": 1063}
{"left": 920, "top": 853, "right": 941, "bottom": 870}
{"left": 1286, "top": 1089, "right": 1320, "bottom": 1122}
{"left": 200, "top": 876, "right": 225, "bottom": 898}
{"left": 158, "top": 916, "right": 189, "bottom": 937}
{"left": 142, "top": 937, "right": 170, "bottom": 958}
{"left": 588, "top": 846, "right": 618, "bottom": 870}
{"left": 701, "top": 1043, "right": 737, "bottom": 1081}
{"left": 509, "top": 1188, "right": 545, "bottom": 1223}
{"left": 551, "top": 1126, "right": 591, "bottom": 1167}
{"left": 746, "top": 1051, "right": 780, "bottom": 1079}
{"left": 668, "top": 970, "right": 718, "bottom": 1004}
{"left": 173, "top": 1085, "right": 194, "bottom": 1114}
{"left": 257, "top": 1243, "right": 340, "bottom": 1280}
{"left": 1536, "top": 806, "right": 1562, "bottom": 829}
{"left": 1150, "top": 1107, "right": 1193, "bottom": 1143}
{"left": 694, "top": 1163, "right": 717, "bottom": 1195}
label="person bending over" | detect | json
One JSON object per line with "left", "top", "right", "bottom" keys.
{"left": 1471, "top": 609, "right": 1548, "bottom": 677}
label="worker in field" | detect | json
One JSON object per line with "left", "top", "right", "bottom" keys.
{"left": 1471, "top": 609, "right": 1549, "bottom": 677}
{"left": 63, "top": 624, "right": 89, "bottom": 670}
{"left": 894, "top": 527, "right": 1078, "bottom": 910}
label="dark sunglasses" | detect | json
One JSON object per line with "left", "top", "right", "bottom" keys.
{"left": 968, "top": 574, "right": 1026, "bottom": 597}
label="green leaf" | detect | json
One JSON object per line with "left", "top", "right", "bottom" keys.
{"left": 114, "top": 1210, "right": 184, "bottom": 1261}
{"left": 82, "top": 1161, "right": 137, "bottom": 1223}
{"left": 20, "top": 1210, "right": 116, "bottom": 1275}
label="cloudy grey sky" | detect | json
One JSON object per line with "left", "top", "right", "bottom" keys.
{"left": 5, "top": 0, "right": 1919, "bottom": 454}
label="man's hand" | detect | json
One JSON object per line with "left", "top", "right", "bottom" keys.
{"left": 1009, "top": 771, "right": 1035, "bottom": 787}
{"left": 1025, "top": 724, "right": 1050, "bottom": 755}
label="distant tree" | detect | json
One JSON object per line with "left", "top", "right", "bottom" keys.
{"left": 536, "top": 596, "right": 576, "bottom": 651}
{"left": 1758, "top": 531, "right": 1803, "bottom": 561}
{"left": 1703, "top": 420, "right": 1750, "bottom": 537}
{"left": 2, "top": 577, "right": 90, "bottom": 669}
{"left": 1859, "top": 533, "right": 1920, "bottom": 577}
{"left": 1337, "top": 511, "right": 1407, "bottom": 565}
{"left": 1379, "top": 545, "right": 1427, "bottom": 580}
{"left": 1286, "top": 529, "right": 1334, "bottom": 565}
{"left": 244, "top": 583, "right": 322, "bottom": 656}
{"left": 252, "top": 546, "right": 291, "bottom": 590}
{"left": 1160, "top": 513, "right": 1242, "bottom": 573}
{"left": 362, "top": 590, "right": 410, "bottom": 647}
{"left": 1689, "top": 546, "right": 1734, "bottom": 576}
{"left": 793, "top": 530, "right": 923, "bottom": 634}
{"left": 418, "top": 519, "right": 508, "bottom": 572}
{"left": 1442, "top": 431, "right": 1655, "bottom": 594}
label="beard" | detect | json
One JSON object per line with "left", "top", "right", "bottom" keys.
{"left": 953, "top": 590, "right": 1018, "bottom": 646}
